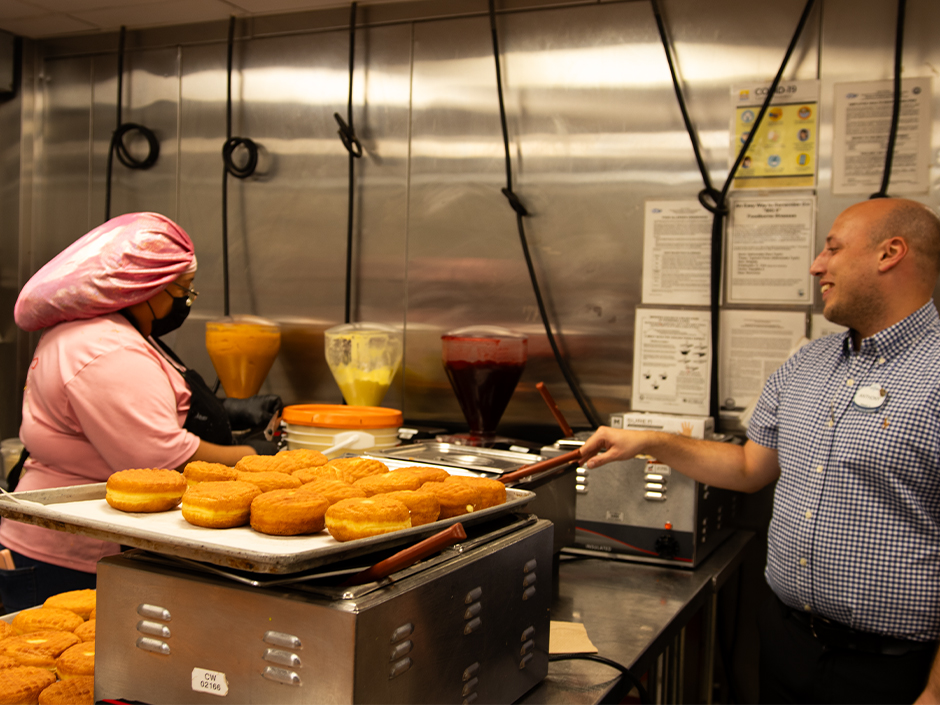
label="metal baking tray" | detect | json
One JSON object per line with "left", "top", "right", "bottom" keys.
{"left": 0, "top": 460, "right": 534, "bottom": 575}
{"left": 377, "top": 442, "right": 541, "bottom": 475}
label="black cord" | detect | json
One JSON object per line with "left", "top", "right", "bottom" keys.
{"left": 105, "top": 26, "right": 160, "bottom": 222}
{"left": 335, "top": 2, "right": 363, "bottom": 326}
{"left": 487, "top": 0, "right": 601, "bottom": 430}
{"left": 549, "top": 653, "right": 650, "bottom": 704}
{"left": 870, "top": 0, "right": 906, "bottom": 200}
{"left": 651, "top": 0, "right": 816, "bottom": 429}
{"left": 221, "top": 16, "right": 260, "bottom": 317}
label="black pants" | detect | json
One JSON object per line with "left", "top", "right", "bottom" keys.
{"left": 0, "top": 546, "right": 97, "bottom": 614}
{"left": 758, "top": 595, "right": 936, "bottom": 704}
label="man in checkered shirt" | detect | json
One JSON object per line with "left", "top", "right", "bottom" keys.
{"left": 581, "top": 198, "right": 940, "bottom": 704}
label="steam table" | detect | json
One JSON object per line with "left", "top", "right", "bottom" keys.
{"left": 521, "top": 530, "right": 756, "bottom": 705}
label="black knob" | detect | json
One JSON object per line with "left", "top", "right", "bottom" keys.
{"left": 655, "top": 534, "right": 680, "bottom": 559}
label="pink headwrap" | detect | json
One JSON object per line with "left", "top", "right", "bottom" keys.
{"left": 14, "top": 212, "right": 196, "bottom": 332}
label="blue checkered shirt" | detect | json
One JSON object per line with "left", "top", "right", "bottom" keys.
{"left": 748, "top": 301, "right": 940, "bottom": 642}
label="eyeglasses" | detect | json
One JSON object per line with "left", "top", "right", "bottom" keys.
{"left": 169, "top": 282, "right": 199, "bottom": 306}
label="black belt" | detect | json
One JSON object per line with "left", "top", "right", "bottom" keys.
{"left": 779, "top": 598, "right": 935, "bottom": 656}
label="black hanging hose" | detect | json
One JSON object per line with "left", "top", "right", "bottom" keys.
{"left": 487, "top": 0, "right": 602, "bottom": 430}
{"left": 651, "top": 0, "right": 816, "bottom": 429}
{"left": 221, "top": 16, "right": 260, "bottom": 317}
{"left": 335, "top": 2, "right": 363, "bottom": 325}
{"left": 549, "top": 653, "right": 650, "bottom": 704}
{"left": 870, "top": 0, "right": 907, "bottom": 200}
{"left": 104, "top": 25, "right": 160, "bottom": 222}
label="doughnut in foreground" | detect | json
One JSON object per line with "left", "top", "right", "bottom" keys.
{"left": 55, "top": 641, "right": 95, "bottom": 679}
{"left": 12, "top": 608, "right": 83, "bottom": 635}
{"left": 38, "top": 676, "right": 95, "bottom": 705}
{"left": 0, "top": 666, "right": 56, "bottom": 703}
{"left": 181, "top": 481, "right": 262, "bottom": 528}
{"left": 325, "top": 496, "right": 411, "bottom": 542}
{"left": 250, "top": 489, "right": 329, "bottom": 535}
{"left": 105, "top": 468, "right": 187, "bottom": 512}
{"left": 382, "top": 490, "right": 441, "bottom": 526}
{"left": 421, "top": 482, "right": 482, "bottom": 519}
{"left": 444, "top": 475, "right": 507, "bottom": 508}
{"left": 43, "top": 589, "right": 95, "bottom": 621}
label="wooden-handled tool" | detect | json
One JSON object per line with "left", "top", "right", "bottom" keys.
{"left": 498, "top": 448, "right": 582, "bottom": 485}
{"left": 342, "top": 522, "right": 467, "bottom": 587}
{"left": 536, "top": 382, "right": 574, "bottom": 438}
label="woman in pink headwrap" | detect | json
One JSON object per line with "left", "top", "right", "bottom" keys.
{"left": 0, "top": 213, "right": 265, "bottom": 611}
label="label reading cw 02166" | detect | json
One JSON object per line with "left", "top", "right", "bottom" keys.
{"left": 192, "top": 668, "right": 229, "bottom": 696}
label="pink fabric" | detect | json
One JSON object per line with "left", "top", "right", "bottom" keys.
{"left": 0, "top": 313, "right": 202, "bottom": 572}
{"left": 14, "top": 212, "right": 195, "bottom": 332}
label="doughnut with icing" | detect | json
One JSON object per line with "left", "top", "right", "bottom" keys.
{"left": 297, "top": 478, "right": 366, "bottom": 505}
{"left": 326, "top": 457, "right": 389, "bottom": 484}
{"left": 38, "top": 676, "right": 95, "bottom": 705}
{"left": 43, "top": 590, "right": 95, "bottom": 621}
{"left": 183, "top": 461, "right": 238, "bottom": 486}
{"left": 55, "top": 641, "right": 94, "bottom": 679}
{"left": 444, "top": 475, "right": 507, "bottom": 508}
{"left": 73, "top": 620, "right": 95, "bottom": 643}
{"left": 420, "top": 482, "right": 482, "bottom": 519}
{"left": 181, "top": 481, "right": 262, "bottom": 528}
{"left": 325, "top": 496, "right": 411, "bottom": 542}
{"left": 382, "top": 490, "right": 441, "bottom": 526}
{"left": 390, "top": 466, "right": 450, "bottom": 486}
{"left": 0, "top": 666, "right": 56, "bottom": 704}
{"left": 0, "top": 630, "right": 81, "bottom": 669}
{"left": 353, "top": 472, "right": 423, "bottom": 496}
{"left": 235, "top": 471, "right": 302, "bottom": 493}
{"left": 250, "top": 489, "right": 330, "bottom": 536}
{"left": 106, "top": 468, "right": 187, "bottom": 512}
{"left": 12, "top": 608, "right": 83, "bottom": 635}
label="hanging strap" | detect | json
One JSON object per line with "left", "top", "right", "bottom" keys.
{"left": 870, "top": 0, "right": 907, "bottom": 199}
{"left": 488, "top": 0, "right": 601, "bottom": 430}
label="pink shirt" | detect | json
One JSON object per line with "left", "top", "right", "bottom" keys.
{"left": 0, "top": 313, "right": 202, "bottom": 572}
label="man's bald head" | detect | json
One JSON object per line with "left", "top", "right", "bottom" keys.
{"left": 864, "top": 198, "right": 940, "bottom": 280}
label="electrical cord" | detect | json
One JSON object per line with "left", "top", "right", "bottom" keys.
{"left": 335, "top": 2, "right": 363, "bottom": 326}
{"left": 870, "top": 0, "right": 906, "bottom": 200}
{"left": 549, "top": 653, "right": 650, "bottom": 704}
{"left": 221, "top": 16, "right": 260, "bottom": 317}
{"left": 104, "top": 26, "right": 160, "bottom": 222}
{"left": 651, "top": 0, "right": 817, "bottom": 429}
{"left": 487, "top": 0, "right": 602, "bottom": 430}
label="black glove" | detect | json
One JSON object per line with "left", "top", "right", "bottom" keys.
{"left": 246, "top": 438, "right": 279, "bottom": 456}
{"left": 222, "top": 395, "right": 283, "bottom": 434}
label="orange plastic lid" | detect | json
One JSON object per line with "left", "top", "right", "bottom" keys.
{"left": 282, "top": 404, "right": 403, "bottom": 429}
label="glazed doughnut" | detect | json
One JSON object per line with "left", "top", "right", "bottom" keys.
{"left": 0, "top": 621, "right": 13, "bottom": 641}
{"left": 353, "top": 472, "right": 423, "bottom": 496}
{"left": 420, "top": 482, "right": 482, "bottom": 519}
{"left": 382, "top": 490, "right": 441, "bottom": 526}
{"left": 297, "top": 478, "right": 366, "bottom": 505}
{"left": 12, "top": 608, "right": 83, "bottom": 635}
{"left": 250, "top": 489, "right": 329, "bottom": 536}
{"left": 43, "top": 589, "right": 95, "bottom": 621}
{"left": 390, "top": 466, "right": 450, "bottom": 486}
{"left": 54, "top": 641, "right": 94, "bottom": 679}
{"left": 327, "top": 457, "right": 389, "bottom": 484}
{"left": 106, "top": 468, "right": 187, "bottom": 512}
{"left": 0, "top": 630, "right": 81, "bottom": 669}
{"left": 73, "top": 620, "right": 95, "bottom": 643}
{"left": 444, "top": 475, "right": 507, "bottom": 508}
{"left": 0, "top": 666, "right": 56, "bottom": 704}
{"left": 293, "top": 465, "right": 340, "bottom": 484}
{"left": 325, "top": 496, "right": 411, "bottom": 542}
{"left": 181, "top": 481, "right": 262, "bottom": 528}
{"left": 235, "top": 471, "right": 302, "bottom": 493}
{"left": 38, "top": 676, "right": 95, "bottom": 705}
{"left": 183, "top": 461, "right": 237, "bottom": 486}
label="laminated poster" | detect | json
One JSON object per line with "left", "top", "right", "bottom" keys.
{"left": 832, "top": 77, "right": 932, "bottom": 195}
{"left": 730, "top": 80, "right": 819, "bottom": 190}
{"left": 810, "top": 313, "right": 847, "bottom": 340}
{"left": 632, "top": 308, "right": 711, "bottom": 417}
{"left": 641, "top": 199, "right": 711, "bottom": 306}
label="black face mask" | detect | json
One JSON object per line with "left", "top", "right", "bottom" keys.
{"left": 149, "top": 295, "right": 191, "bottom": 337}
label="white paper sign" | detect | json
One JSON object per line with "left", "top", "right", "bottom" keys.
{"left": 632, "top": 308, "right": 711, "bottom": 416}
{"left": 641, "top": 200, "right": 712, "bottom": 305}
{"left": 810, "top": 313, "right": 847, "bottom": 340}
{"left": 726, "top": 197, "right": 815, "bottom": 304}
{"left": 719, "top": 310, "right": 806, "bottom": 411}
{"left": 832, "top": 77, "right": 932, "bottom": 195}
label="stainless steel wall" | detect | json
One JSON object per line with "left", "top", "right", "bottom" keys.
{"left": 4, "top": 0, "right": 939, "bottom": 441}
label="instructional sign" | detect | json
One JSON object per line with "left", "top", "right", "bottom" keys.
{"left": 832, "top": 77, "right": 932, "bottom": 195}
{"left": 730, "top": 80, "right": 819, "bottom": 190}
{"left": 641, "top": 199, "right": 712, "bottom": 305}
{"left": 632, "top": 308, "right": 711, "bottom": 416}
{"left": 726, "top": 197, "right": 815, "bottom": 304}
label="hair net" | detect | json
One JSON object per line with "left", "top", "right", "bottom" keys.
{"left": 14, "top": 212, "right": 196, "bottom": 332}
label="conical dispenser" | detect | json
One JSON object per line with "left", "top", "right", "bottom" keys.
{"left": 441, "top": 326, "right": 527, "bottom": 439}
{"left": 205, "top": 315, "right": 281, "bottom": 399}
{"left": 324, "top": 323, "right": 403, "bottom": 407}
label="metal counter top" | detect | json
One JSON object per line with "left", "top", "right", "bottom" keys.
{"left": 522, "top": 530, "right": 757, "bottom": 704}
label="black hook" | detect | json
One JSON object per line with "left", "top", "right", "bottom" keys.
{"left": 333, "top": 113, "right": 363, "bottom": 158}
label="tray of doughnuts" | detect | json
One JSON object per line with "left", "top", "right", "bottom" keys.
{"left": 0, "top": 456, "right": 536, "bottom": 575}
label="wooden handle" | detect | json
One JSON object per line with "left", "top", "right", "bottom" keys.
{"left": 536, "top": 382, "right": 574, "bottom": 437}
{"left": 499, "top": 448, "right": 582, "bottom": 484}
{"left": 342, "top": 523, "right": 467, "bottom": 586}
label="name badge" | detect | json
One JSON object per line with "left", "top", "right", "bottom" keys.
{"left": 853, "top": 384, "right": 887, "bottom": 411}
